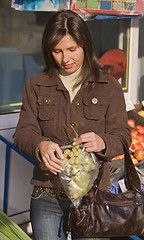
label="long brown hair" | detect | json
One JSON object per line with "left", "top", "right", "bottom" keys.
{"left": 42, "top": 10, "right": 100, "bottom": 83}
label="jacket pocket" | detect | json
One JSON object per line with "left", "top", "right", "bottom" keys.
{"left": 83, "top": 96, "right": 105, "bottom": 120}
{"left": 38, "top": 96, "right": 57, "bottom": 120}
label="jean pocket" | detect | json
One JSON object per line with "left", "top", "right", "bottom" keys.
{"left": 31, "top": 187, "right": 43, "bottom": 200}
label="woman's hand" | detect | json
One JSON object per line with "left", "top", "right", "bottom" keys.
{"left": 73, "top": 132, "right": 105, "bottom": 153}
{"left": 38, "top": 141, "right": 64, "bottom": 175}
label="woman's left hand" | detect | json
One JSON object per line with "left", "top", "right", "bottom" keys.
{"left": 73, "top": 132, "right": 105, "bottom": 153}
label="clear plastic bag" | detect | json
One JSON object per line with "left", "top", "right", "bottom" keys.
{"left": 58, "top": 144, "right": 100, "bottom": 207}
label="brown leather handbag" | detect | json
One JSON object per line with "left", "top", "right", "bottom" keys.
{"left": 67, "top": 135, "right": 144, "bottom": 238}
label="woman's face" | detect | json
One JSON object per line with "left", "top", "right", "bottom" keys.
{"left": 52, "top": 34, "right": 84, "bottom": 74}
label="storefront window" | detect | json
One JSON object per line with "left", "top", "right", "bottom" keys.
{"left": 0, "top": 1, "right": 130, "bottom": 113}
{"left": 87, "top": 18, "right": 130, "bottom": 91}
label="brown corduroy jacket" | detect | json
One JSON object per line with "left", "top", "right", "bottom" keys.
{"left": 14, "top": 70, "right": 131, "bottom": 191}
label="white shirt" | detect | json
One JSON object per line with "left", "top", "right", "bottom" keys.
{"left": 59, "top": 68, "right": 82, "bottom": 102}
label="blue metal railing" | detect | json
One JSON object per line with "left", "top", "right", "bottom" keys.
{"left": 0, "top": 135, "right": 35, "bottom": 214}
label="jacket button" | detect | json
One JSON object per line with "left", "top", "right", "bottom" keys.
{"left": 75, "top": 101, "right": 80, "bottom": 106}
{"left": 45, "top": 98, "right": 50, "bottom": 104}
{"left": 71, "top": 121, "right": 76, "bottom": 127}
{"left": 92, "top": 98, "right": 98, "bottom": 104}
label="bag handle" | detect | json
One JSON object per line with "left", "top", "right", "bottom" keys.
{"left": 94, "top": 134, "right": 141, "bottom": 192}
{"left": 66, "top": 135, "right": 141, "bottom": 239}
{"left": 117, "top": 134, "right": 141, "bottom": 191}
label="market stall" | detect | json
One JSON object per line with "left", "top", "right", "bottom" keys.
{"left": 0, "top": 0, "right": 144, "bottom": 238}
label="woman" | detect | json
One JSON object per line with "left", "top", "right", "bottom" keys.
{"left": 14, "top": 10, "right": 131, "bottom": 240}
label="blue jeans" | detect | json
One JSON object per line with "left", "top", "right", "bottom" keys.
{"left": 30, "top": 187, "right": 110, "bottom": 240}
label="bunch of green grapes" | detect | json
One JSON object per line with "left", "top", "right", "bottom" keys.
{"left": 62, "top": 145, "right": 96, "bottom": 199}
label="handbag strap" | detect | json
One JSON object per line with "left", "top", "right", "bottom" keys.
{"left": 93, "top": 134, "right": 141, "bottom": 192}
{"left": 118, "top": 134, "right": 141, "bottom": 191}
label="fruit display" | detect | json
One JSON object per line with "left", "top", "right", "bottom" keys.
{"left": 112, "top": 119, "right": 144, "bottom": 164}
{"left": 128, "top": 119, "right": 135, "bottom": 128}
{"left": 59, "top": 144, "right": 100, "bottom": 206}
{"left": 138, "top": 110, "right": 144, "bottom": 118}
{"left": 128, "top": 119, "right": 144, "bottom": 164}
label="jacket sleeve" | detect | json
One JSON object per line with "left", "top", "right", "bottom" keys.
{"left": 97, "top": 78, "right": 131, "bottom": 161}
{"left": 14, "top": 78, "right": 49, "bottom": 162}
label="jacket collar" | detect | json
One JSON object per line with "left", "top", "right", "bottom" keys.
{"left": 37, "top": 69, "right": 109, "bottom": 88}
{"left": 92, "top": 70, "right": 109, "bottom": 84}
{"left": 37, "top": 71, "right": 66, "bottom": 90}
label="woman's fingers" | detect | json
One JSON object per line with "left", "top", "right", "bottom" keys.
{"left": 73, "top": 132, "right": 105, "bottom": 152}
{"left": 73, "top": 132, "right": 95, "bottom": 144}
{"left": 42, "top": 155, "right": 63, "bottom": 175}
{"left": 38, "top": 141, "right": 64, "bottom": 174}
{"left": 73, "top": 132, "right": 93, "bottom": 146}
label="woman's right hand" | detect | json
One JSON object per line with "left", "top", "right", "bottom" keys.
{"left": 38, "top": 141, "right": 64, "bottom": 175}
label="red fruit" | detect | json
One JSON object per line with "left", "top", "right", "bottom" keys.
{"left": 132, "top": 138, "right": 138, "bottom": 144}
{"left": 131, "top": 128, "right": 138, "bottom": 138}
{"left": 128, "top": 119, "right": 135, "bottom": 128}
{"left": 130, "top": 144, "right": 135, "bottom": 150}
{"left": 136, "top": 125, "right": 144, "bottom": 134}
{"left": 134, "top": 149, "right": 144, "bottom": 161}
{"left": 133, "top": 143, "right": 144, "bottom": 151}
{"left": 136, "top": 133, "right": 144, "bottom": 143}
